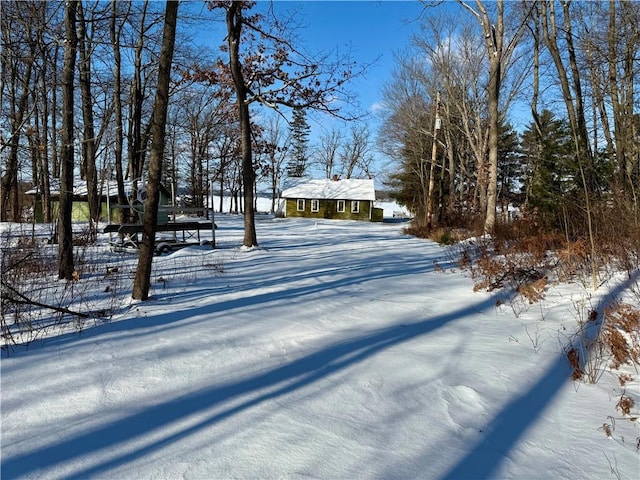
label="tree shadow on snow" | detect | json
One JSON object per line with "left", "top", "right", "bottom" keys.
{"left": 435, "top": 268, "right": 640, "bottom": 480}
{"left": 2, "top": 247, "right": 446, "bottom": 359}
{"left": 1, "top": 291, "right": 501, "bottom": 479}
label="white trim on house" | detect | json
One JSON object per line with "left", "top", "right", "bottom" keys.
{"left": 311, "top": 199, "right": 319, "bottom": 212}
{"left": 297, "top": 199, "right": 305, "bottom": 211}
{"left": 351, "top": 200, "right": 360, "bottom": 214}
{"left": 337, "top": 200, "right": 346, "bottom": 213}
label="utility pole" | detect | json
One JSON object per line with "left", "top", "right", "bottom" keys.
{"left": 426, "top": 91, "right": 441, "bottom": 231}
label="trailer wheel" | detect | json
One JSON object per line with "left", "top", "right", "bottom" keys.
{"left": 155, "top": 243, "right": 171, "bottom": 255}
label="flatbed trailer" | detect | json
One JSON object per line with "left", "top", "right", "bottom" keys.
{"left": 104, "top": 221, "right": 216, "bottom": 254}
{"left": 104, "top": 205, "right": 217, "bottom": 254}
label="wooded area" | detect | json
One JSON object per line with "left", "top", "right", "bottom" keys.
{"left": 380, "top": 1, "right": 639, "bottom": 257}
{"left": 1, "top": 0, "right": 638, "bottom": 297}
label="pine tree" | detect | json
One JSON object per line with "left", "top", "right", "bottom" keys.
{"left": 287, "top": 107, "right": 310, "bottom": 178}
{"left": 520, "top": 110, "right": 574, "bottom": 226}
{"left": 497, "top": 121, "right": 522, "bottom": 207}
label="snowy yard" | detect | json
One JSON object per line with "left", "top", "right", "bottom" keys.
{"left": 1, "top": 215, "right": 638, "bottom": 479}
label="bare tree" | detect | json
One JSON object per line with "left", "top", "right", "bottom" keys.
{"left": 379, "top": 60, "right": 433, "bottom": 222}
{"left": 57, "top": 0, "right": 78, "bottom": 280}
{"left": 425, "top": 91, "right": 441, "bottom": 230}
{"left": 412, "top": 16, "right": 489, "bottom": 218}
{"left": 1, "top": 2, "right": 38, "bottom": 222}
{"left": 314, "top": 128, "right": 341, "bottom": 179}
{"left": 211, "top": 122, "right": 241, "bottom": 213}
{"left": 204, "top": 0, "right": 365, "bottom": 247}
{"left": 126, "top": 0, "right": 149, "bottom": 185}
{"left": 452, "top": 0, "right": 531, "bottom": 232}
{"left": 34, "top": 4, "right": 61, "bottom": 224}
{"left": 110, "top": 0, "right": 130, "bottom": 221}
{"left": 600, "top": 1, "right": 639, "bottom": 210}
{"left": 132, "top": 0, "right": 179, "bottom": 301}
{"left": 176, "top": 88, "right": 228, "bottom": 209}
{"left": 124, "top": 1, "right": 166, "bottom": 220}
{"left": 541, "top": 1, "right": 593, "bottom": 172}
{"left": 263, "top": 114, "right": 289, "bottom": 212}
{"left": 339, "top": 122, "right": 372, "bottom": 179}
{"left": 223, "top": 1, "right": 258, "bottom": 245}
{"left": 540, "top": 0, "right": 598, "bottom": 288}
{"left": 77, "top": 0, "right": 100, "bottom": 236}
{"left": 459, "top": 0, "right": 506, "bottom": 233}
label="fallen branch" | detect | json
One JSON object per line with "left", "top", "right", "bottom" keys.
{"left": 1, "top": 279, "right": 92, "bottom": 319}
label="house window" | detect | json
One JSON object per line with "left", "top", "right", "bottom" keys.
{"left": 311, "top": 199, "right": 319, "bottom": 212}
{"left": 297, "top": 199, "right": 305, "bottom": 211}
{"left": 337, "top": 200, "right": 345, "bottom": 213}
{"left": 351, "top": 201, "right": 360, "bottom": 213}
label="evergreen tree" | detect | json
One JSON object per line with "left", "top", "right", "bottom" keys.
{"left": 520, "top": 110, "right": 574, "bottom": 226}
{"left": 497, "top": 121, "right": 523, "bottom": 207}
{"left": 287, "top": 107, "right": 310, "bottom": 178}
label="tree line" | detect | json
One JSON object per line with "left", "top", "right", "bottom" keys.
{"left": 381, "top": 0, "right": 639, "bottom": 253}
{"left": 1, "top": 1, "right": 638, "bottom": 299}
{"left": 0, "top": 0, "right": 370, "bottom": 299}
{"left": 0, "top": 3, "right": 372, "bottom": 220}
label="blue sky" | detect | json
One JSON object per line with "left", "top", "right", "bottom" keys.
{"left": 187, "top": 1, "right": 435, "bottom": 116}
{"left": 278, "top": 1, "right": 427, "bottom": 115}
{"left": 260, "top": 1, "right": 438, "bottom": 178}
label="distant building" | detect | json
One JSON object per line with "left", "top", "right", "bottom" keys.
{"left": 26, "top": 180, "right": 171, "bottom": 223}
{"left": 281, "top": 178, "right": 383, "bottom": 222}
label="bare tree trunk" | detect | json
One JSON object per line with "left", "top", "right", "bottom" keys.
{"left": 542, "top": 1, "right": 592, "bottom": 168}
{"left": 58, "top": 0, "right": 78, "bottom": 280}
{"left": 51, "top": 46, "right": 60, "bottom": 177}
{"left": 110, "top": 0, "right": 130, "bottom": 223}
{"left": 226, "top": 2, "right": 258, "bottom": 247}
{"left": 542, "top": 0, "right": 597, "bottom": 289}
{"left": 77, "top": 1, "right": 99, "bottom": 236}
{"left": 219, "top": 173, "right": 224, "bottom": 213}
{"left": 340, "top": 124, "right": 371, "bottom": 179}
{"left": 38, "top": 21, "right": 52, "bottom": 224}
{"left": 442, "top": 122, "right": 456, "bottom": 215}
{"left": 426, "top": 92, "right": 441, "bottom": 230}
{"left": 127, "top": 0, "right": 148, "bottom": 182}
{"left": 607, "top": 0, "right": 638, "bottom": 206}
{"left": 132, "top": 0, "right": 179, "bottom": 300}
{"left": 476, "top": 0, "right": 503, "bottom": 234}
{"left": 529, "top": 3, "right": 542, "bottom": 136}
{"left": 458, "top": 0, "right": 528, "bottom": 232}
{"left": 1, "top": 13, "right": 35, "bottom": 221}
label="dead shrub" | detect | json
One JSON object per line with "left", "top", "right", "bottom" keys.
{"left": 434, "top": 228, "right": 454, "bottom": 245}
{"left": 618, "top": 374, "right": 634, "bottom": 387}
{"left": 405, "top": 221, "right": 475, "bottom": 245}
{"left": 73, "top": 225, "right": 97, "bottom": 246}
{"left": 557, "top": 238, "right": 590, "bottom": 280}
{"left": 458, "top": 250, "right": 471, "bottom": 270}
{"left": 559, "top": 238, "right": 589, "bottom": 263}
{"left": 1, "top": 234, "right": 124, "bottom": 351}
{"left": 468, "top": 240, "right": 548, "bottom": 299}
{"left": 403, "top": 223, "right": 431, "bottom": 239}
{"left": 602, "top": 303, "right": 640, "bottom": 369}
{"left": 616, "top": 393, "right": 635, "bottom": 417}
{"left": 518, "top": 277, "right": 548, "bottom": 304}
{"left": 566, "top": 347, "right": 583, "bottom": 380}
{"left": 473, "top": 253, "right": 505, "bottom": 291}
{"left": 493, "top": 215, "right": 542, "bottom": 240}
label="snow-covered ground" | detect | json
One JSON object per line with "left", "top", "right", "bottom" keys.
{"left": 1, "top": 214, "right": 638, "bottom": 479}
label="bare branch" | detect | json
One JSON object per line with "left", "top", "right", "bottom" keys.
{"left": 2, "top": 279, "right": 92, "bottom": 319}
